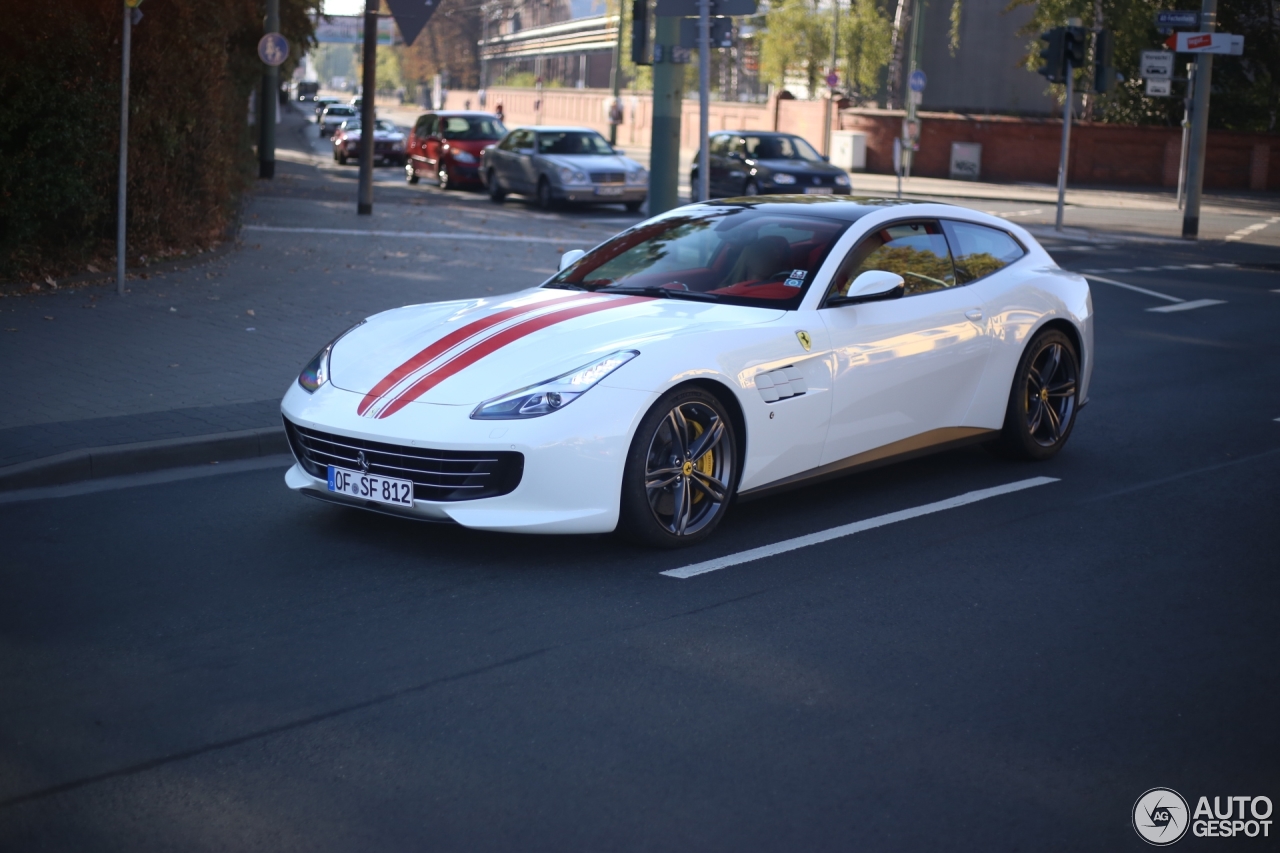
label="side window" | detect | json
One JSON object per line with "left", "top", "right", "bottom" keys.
{"left": 498, "top": 130, "right": 517, "bottom": 151}
{"left": 826, "top": 221, "right": 956, "bottom": 299}
{"left": 515, "top": 129, "right": 535, "bottom": 150}
{"left": 709, "top": 135, "right": 729, "bottom": 156}
{"left": 423, "top": 115, "right": 438, "bottom": 136}
{"left": 943, "top": 221, "right": 1025, "bottom": 284}
{"left": 413, "top": 116, "right": 431, "bottom": 138}
{"left": 731, "top": 136, "right": 748, "bottom": 158}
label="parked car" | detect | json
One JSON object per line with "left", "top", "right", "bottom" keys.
{"left": 406, "top": 111, "right": 507, "bottom": 190}
{"left": 481, "top": 126, "right": 648, "bottom": 211}
{"left": 332, "top": 119, "right": 407, "bottom": 166}
{"left": 296, "top": 81, "right": 320, "bottom": 102}
{"left": 318, "top": 103, "right": 359, "bottom": 137}
{"left": 691, "top": 131, "right": 851, "bottom": 200}
{"left": 313, "top": 96, "right": 340, "bottom": 121}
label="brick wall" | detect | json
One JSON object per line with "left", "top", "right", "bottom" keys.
{"left": 839, "top": 108, "right": 1280, "bottom": 191}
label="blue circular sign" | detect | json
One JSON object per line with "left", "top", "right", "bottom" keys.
{"left": 258, "top": 33, "right": 289, "bottom": 67}
{"left": 909, "top": 69, "right": 927, "bottom": 92}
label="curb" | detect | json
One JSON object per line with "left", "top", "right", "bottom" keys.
{"left": 0, "top": 427, "right": 289, "bottom": 492}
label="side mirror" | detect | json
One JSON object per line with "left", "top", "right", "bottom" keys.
{"left": 828, "top": 270, "right": 905, "bottom": 306}
{"left": 559, "top": 249, "right": 587, "bottom": 271}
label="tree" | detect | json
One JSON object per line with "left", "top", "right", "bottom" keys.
{"left": 759, "top": 0, "right": 833, "bottom": 97}
{"left": 840, "top": 0, "right": 893, "bottom": 101}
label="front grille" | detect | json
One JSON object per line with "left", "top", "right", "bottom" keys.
{"left": 590, "top": 171, "right": 625, "bottom": 184}
{"left": 285, "top": 419, "right": 523, "bottom": 502}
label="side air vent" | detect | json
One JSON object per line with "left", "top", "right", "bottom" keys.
{"left": 755, "top": 366, "right": 807, "bottom": 403}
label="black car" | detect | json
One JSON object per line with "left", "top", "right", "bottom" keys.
{"left": 691, "top": 131, "right": 852, "bottom": 200}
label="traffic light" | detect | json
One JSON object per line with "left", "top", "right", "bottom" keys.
{"left": 1093, "top": 28, "right": 1114, "bottom": 93}
{"left": 1064, "top": 25, "right": 1088, "bottom": 69}
{"left": 631, "top": 0, "right": 650, "bottom": 65}
{"left": 1037, "top": 27, "right": 1066, "bottom": 83}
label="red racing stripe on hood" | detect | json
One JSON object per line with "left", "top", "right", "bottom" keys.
{"left": 375, "top": 295, "right": 651, "bottom": 419}
{"left": 356, "top": 292, "right": 584, "bottom": 417}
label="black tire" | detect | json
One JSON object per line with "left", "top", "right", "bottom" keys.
{"left": 689, "top": 170, "right": 700, "bottom": 202}
{"left": 405, "top": 161, "right": 419, "bottom": 184}
{"left": 487, "top": 169, "right": 506, "bottom": 202}
{"left": 991, "top": 328, "right": 1080, "bottom": 460}
{"left": 618, "top": 387, "right": 738, "bottom": 548}
{"left": 743, "top": 178, "right": 760, "bottom": 196}
{"left": 337, "top": 151, "right": 347, "bottom": 166}
{"left": 438, "top": 165, "right": 452, "bottom": 190}
{"left": 536, "top": 177, "right": 555, "bottom": 211}
{"left": 624, "top": 199, "right": 644, "bottom": 213}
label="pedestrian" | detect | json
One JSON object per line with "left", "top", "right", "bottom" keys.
{"left": 494, "top": 103, "right": 504, "bottom": 121}
{"left": 464, "top": 99, "right": 471, "bottom": 110}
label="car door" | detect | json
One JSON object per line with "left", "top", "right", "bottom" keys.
{"left": 817, "top": 219, "right": 993, "bottom": 466}
{"left": 705, "top": 134, "right": 729, "bottom": 196}
{"left": 412, "top": 115, "right": 435, "bottom": 171}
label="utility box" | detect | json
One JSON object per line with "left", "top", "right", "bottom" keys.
{"left": 830, "top": 130, "right": 868, "bottom": 172}
{"left": 950, "top": 142, "right": 982, "bottom": 180}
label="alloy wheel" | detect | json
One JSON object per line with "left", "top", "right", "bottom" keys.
{"left": 1024, "top": 340, "right": 1077, "bottom": 447}
{"left": 644, "top": 402, "right": 732, "bottom": 536}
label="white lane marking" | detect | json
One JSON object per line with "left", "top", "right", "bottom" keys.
{"left": 1147, "top": 298, "right": 1227, "bottom": 313}
{"left": 982, "top": 208, "right": 1043, "bottom": 219}
{"left": 1272, "top": 289, "right": 1280, "bottom": 294}
{"left": 242, "top": 224, "right": 577, "bottom": 244}
{"left": 661, "top": 477, "right": 1059, "bottom": 579}
{"left": 1084, "top": 275, "right": 1183, "bottom": 303}
{"left": 1225, "top": 221, "right": 1271, "bottom": 242}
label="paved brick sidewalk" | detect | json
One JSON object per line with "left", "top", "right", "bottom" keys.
{"left": 0, "top": 109, "right": 641, "bottom": 470}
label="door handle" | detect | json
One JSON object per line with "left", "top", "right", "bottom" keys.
{"left": 965, "top": 309, "right": 984, "bottom": 322}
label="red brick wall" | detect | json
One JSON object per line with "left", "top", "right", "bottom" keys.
{"left": 840, "top": 108, "right": 1280, "bottom": 191}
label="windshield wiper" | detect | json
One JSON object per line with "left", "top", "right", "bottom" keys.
{"left": 543, "top": 282, "right": 586, "bottom": 290}
{"left": 599, "top": 285, "right": 718, "bottom": 301}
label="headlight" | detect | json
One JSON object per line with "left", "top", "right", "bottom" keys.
{"left": 298, "top": 321, "right": 366, "bottom": 393}
{"left": 772, "top": 173, "right": 797, "bottom": 185}
{"left": 557, "top": 166, "right": 589, "bottom": 185}
{"left": 451, "top": 150, "right": 476, "bottom": 164}
{"left": 471, "top": 350, "right": 639, "bottom": 419}
{"left": 626, "top": 168, "right": 648, "bottom": 185}
{"left": 392, "top": 141, "right": 405, "bottom": 151}
{"left": 834, "top": 173, "right": 850, "bottom": 186}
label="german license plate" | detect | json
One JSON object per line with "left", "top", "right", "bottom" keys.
{"left": 803, "top": 187, "right": 833, "bottom": 195}
{"left": 595, "top": 186, "right": 624, "bottom": 196}
{"left": 327, "top": 465, "right": 414, "bottom": 506}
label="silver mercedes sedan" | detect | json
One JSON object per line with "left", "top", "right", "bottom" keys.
{"left": 481, "top": 126, "right": 648, "bottom": 212}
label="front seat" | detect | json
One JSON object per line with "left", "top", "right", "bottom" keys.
{"left": 733, "top": 235, "right": 792, "bottom": 283}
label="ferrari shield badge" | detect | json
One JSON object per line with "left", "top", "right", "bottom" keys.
{"left": 796, "top": 330, "right": 812, "bottom": 352}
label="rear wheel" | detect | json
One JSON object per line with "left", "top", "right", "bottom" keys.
{"left": 438, "top": 164, "right": 452, "bottom": 190}
{"left": 618, "top": 387, "right": 738, "bottom": 548}
{"left": 487, "top": 169, "right": 506, "bottom": 202}
{"left": 536, "top": 177, "right": 555, "bottom": 210}
{"left": 405, "top": 161, "right": 419, "bottom": 184}
{"left": 689, "top": 170, "right": 700, "bottom": 202}
{"left": 992, "top": 328, "right": 1080, "bottom": 460}
{"left": 743, "top": 178, "right": 760, "bottom": 196}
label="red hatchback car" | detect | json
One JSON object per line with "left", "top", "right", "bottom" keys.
{"left": 406, "top": 111, "right": 507, "bottom": 190}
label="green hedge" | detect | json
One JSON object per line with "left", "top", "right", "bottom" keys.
{"left": 0, "top": 0, "right": 315, "bottom": 278}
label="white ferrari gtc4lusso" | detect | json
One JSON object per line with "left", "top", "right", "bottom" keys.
{"left": 281, "top": 198, "right": 1092, "bottom": 547}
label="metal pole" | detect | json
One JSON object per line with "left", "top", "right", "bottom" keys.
{"left": 649, "top": 14, "right": 684, "bottom": 213}
{"left": 824, "top": 0, "right": 839, "bottom": 157}
{"left": 903, "top": 0, "right": 923, "bottom": 180}
{"left": 609, "top": 0, "right": 624, "bottom": 145}
{"left": 357, "top": 2, "right": 377, "bottom": 215}
{"left": 1054, "top": 59, "right": 1074, "bottom": 231}
{"left": 116, "top": 3, "right": 132, "bottom": 296}
{"left": 697, "top": 0, "right": 710, "bottom": 202}
{"left": 1181, "top": 0, "right": 1216, "bottom": 239}
{"left": 1177, "top": 61, "right": 1193, "bottom": 210}
{"left": 259, "top": 0, "right": 279, "bottom": 179}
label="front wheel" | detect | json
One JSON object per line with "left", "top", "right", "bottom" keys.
{"left": 487, "top": 170, "right": 506, "bottom": 202}
{"left": 743, "top": 178, "right": 760, "bottom": 196}
{"left": 992, "top": 328, "right": 1080, "bottom": 460}
{"left": 618, "top": 387, "right": 738, "bottom": 548}
{"left": 689, "top": 170, "right": 700, "bottom": 202}
{"left": 536, "top": 177, "right": 555, "bottom": 211}
{"left": 624, "top": 199, "right": 644, "bottom": 213}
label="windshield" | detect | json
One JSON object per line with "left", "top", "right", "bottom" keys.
{"left": 545, "top": 206, "right": 854, "bottom": 309}
{"left": 537, "top": 131, "right": 615, "bottom": 156}
{"left": 440, "top": 115, "right": 506, "bottom": 140}
{"left": 744, "top": 135, "right": 824, "bottom": 162}
{"left": 328, "top": 106, "right": 356, "bottom": 117}
{"left": 375, "top": 119, "right": 398, "bottom": 132}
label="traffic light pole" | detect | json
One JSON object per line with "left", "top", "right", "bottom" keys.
{"left": 117, "top": 1, "right": 133, "bottom": 296}
{"left": 1054, "top": 60, "right": 1073, "bottom": 231}
{"left": 357, "top": 1, "right": 378, "bottom": 215}
{"left": 1181, "top": 0, "right": 1217, "bottom": 239}
{"left": 258, "top": 0, "right": 279, "bottom": 179}
{"left": 649, "top": 14, "right": 683, "bottom": 213}
{"left": 696, "top": 0, "right": 710, "bottom": 202}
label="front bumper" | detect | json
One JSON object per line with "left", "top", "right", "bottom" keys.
{"left": 555, "top": 185, "right": 647, "bottom": 204}
{"left": 280, "top": 380, "right": 657, "bottom": 534}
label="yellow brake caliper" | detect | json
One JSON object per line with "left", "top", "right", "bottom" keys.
{"left": 690, "top": 422, "right": 714, "bottom": 503}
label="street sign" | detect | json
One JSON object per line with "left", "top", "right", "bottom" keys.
{"left": 654, "top": 44, "right": 692, "bottom": 63}
{"left": 1145, "top": 78, "right": 1172, "bottom": 97}
{"left": 679, "top": 17, "right": 733, "bottom": 49}
{"left": 1171, "top": 32, "right": 1244, "bottom": 55}
{"left": 825, "top": 71, "right": 839, "bottom": 87}
{"left": 908, "top": 69, "right": 927, "bottom": 92}
{"left": 385, "top": 0, "right": 440, "bottom": 46}
{"left": 655, "top": 0, "right": 756, "bottom": 16}
{"left": 1155, "top": 10, "right": 1198, "bottom": 27}
{"left": 257, "top": 33, "right": 288, "bottom": 66}
{"left": 1141, "top": 50, "right": 1174, "bottom": 79}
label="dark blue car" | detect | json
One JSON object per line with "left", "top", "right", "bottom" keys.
{"left": 691, "top": 131, "right": 852, "bottom": 200}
